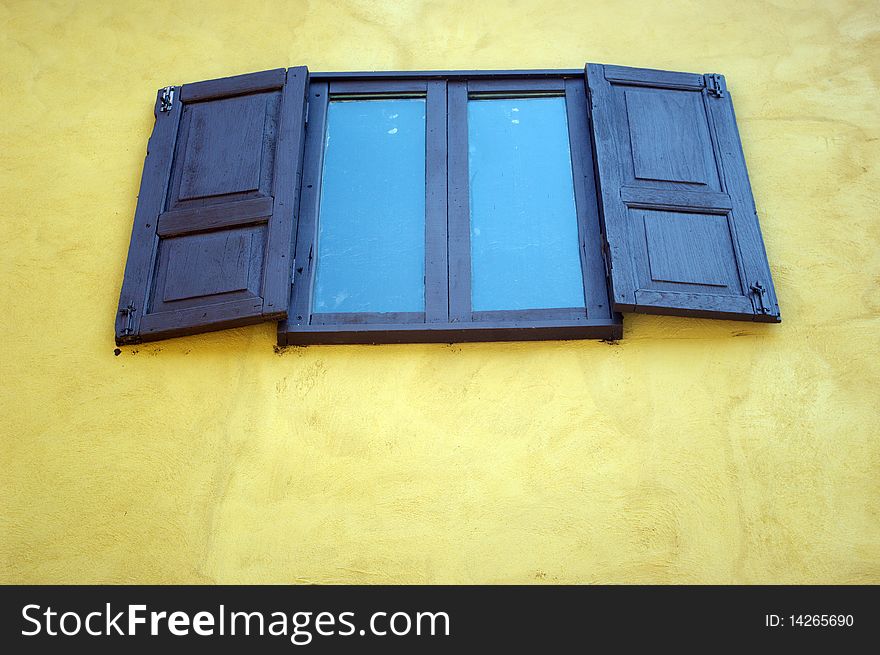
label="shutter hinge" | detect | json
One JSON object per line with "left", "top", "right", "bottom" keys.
{"left": 119, "top": 302, "right": 137, "bottom": 336}
{"left": 159, "top": 86, "right": 175, "bottom": 113}
{"left": 601, "top": 240, "right": 613, "bottom": 276}
{"left": 750, "top": 281, "right": 771, "bottom": 315}
{"left": 705, "top": 73, "right": 726, "bottom": 98}
{"left": 304, "top": 100, "right": 309, "bottom": 126}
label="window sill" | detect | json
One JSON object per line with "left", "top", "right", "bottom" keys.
{"left": 278, "top": 317, "right": 623, "bottom": 346}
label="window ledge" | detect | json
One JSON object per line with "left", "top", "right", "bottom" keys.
{"left": 279, "top": 317, "right": 623, "bottom": 346}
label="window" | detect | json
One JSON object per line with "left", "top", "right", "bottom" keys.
{"left": 116, "top": 65, "right": 780, "bottom": 347}
{"left": 467, "top": 96, "right": 584, "bottom": 313}
{"left": 280, "top": 73, "right": 617, "bottom": 344}
{"left": 312, "top": 97, "right": 427, "bottom": 315}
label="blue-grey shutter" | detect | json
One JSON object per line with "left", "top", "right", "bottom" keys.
{"left": 115, "top": 67, "right": 309, "bottom": 344}
{"left": 586, "top": 64, "right": 780, "bottom": 322}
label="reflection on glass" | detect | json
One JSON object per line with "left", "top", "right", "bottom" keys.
{"left": 468, "top": 97, "right": 585, "bottom": 311}
{"left": 314, "top": 99, "right": 426, "bottom": 313}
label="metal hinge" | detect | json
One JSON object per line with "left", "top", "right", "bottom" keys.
{"left": 159, "top": 86, "right": 175, "bottom": 112}
{"left": 705, "top": 73, "right": 726, "bottom": 98}
{"left": 119, "top": 302, "right": 137, "bottom": 336}
{"left": 601, "top": 240, "right": 613, "bottom": 277}
{"left": 750, "top": 281, "right": 771, "bottom": 315}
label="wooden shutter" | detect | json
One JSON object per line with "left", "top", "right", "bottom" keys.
{"left": 587, "top": 64, "right": 780, "bottom": 322}
{"left": 115, "top": 67, "right": 309, "bottom": 344}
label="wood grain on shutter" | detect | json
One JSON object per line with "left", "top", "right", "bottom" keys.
{"left": 115, "top": 67, "right": 309, "bottom": 344}
{"left": 586, "top": 63, "right": 780, "bottom": 322}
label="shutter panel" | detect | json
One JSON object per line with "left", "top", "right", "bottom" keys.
{"left": 586, "top": 64, "right": 780, "bottom": 322}
{"left": 115, "top": 67, "right": 309, "bottom": 344}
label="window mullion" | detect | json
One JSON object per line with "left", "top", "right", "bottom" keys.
{"left": 425, "top": 80, "right": 449, "bottom": 324}
{"left": 446, "top": 81, "right": 473, "bottom": 323}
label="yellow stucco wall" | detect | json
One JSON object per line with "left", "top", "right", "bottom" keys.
{"left": 1, "top": 0, "right": 878, "bottom": 584}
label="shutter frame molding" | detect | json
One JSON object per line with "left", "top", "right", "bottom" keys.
{"left": 115, "top": 66, "right": 309, "bottom": 345}
{"left": 586, "top": 63, "right": 781, "bottom": 323}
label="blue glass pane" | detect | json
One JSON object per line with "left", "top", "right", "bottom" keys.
{"left": 468, "top": 97, "right": 585, "bottom": 311}
{"left": 313, "top": 99, "right": 426, "bottom": 313}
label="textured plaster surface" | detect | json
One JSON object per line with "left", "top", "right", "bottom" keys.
{"left": 0, "top": 0, "right": 878, "bottom": 584}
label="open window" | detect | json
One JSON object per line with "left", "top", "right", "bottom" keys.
{"left": 280, "top": 73, "right": 616, "bottom": 344}
{"left": 116, "top": 64, "right": 780, "bottom": 347}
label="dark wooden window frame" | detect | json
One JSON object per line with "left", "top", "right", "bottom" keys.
{"left": 279, "top": 70, "right": 623, "bottom": 345}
